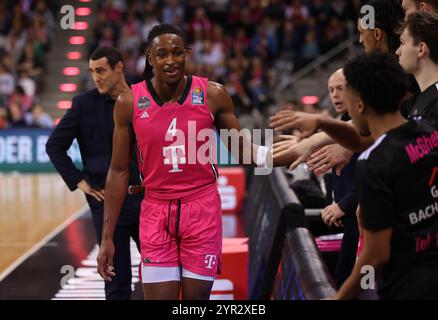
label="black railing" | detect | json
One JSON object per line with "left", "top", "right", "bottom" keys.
{"left": 272, "top": 228, "right": 337, "bottom": 300}
{"left": 245, "top": 168, "right": 336, "bottom": 300}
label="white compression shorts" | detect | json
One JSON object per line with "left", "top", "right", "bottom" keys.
{"left": 141, "top": 265, "right": 215, "bottom": 283}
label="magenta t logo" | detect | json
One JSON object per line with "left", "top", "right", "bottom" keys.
{"left": 204, "top": 255, "right": 216, "bottom": 269}
{"left": 163, "top": 145, "right": 186, "bottom": 173}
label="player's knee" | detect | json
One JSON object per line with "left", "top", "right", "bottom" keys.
{"left": 181, "top": 270, "right": 214, "bottom": 300}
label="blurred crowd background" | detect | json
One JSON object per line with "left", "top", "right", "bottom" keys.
{"left": 0, "top": 0, "right": 363, "bottom": 130}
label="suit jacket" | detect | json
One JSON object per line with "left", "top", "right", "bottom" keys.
{"left": 332, "top": 153, "right": 358, "bottom": 217}
{"left": 46, "top": 89, "right": 142, "bottom": 209}
{"left": 332, "top": 113, "right": 358, "bottom": 217}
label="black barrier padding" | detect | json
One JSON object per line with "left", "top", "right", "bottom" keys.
{"left": 248, "top": 183, "right": 282, "bottom": 300}
{"left": 243, "top": 172, "right": 265, "bottom": 237}
{"left": 307, "top": 220, "right": 342, "bottom": 277}
{"left": 247, "top": 169, "right": 302, "bottom": 300}
{"left": 282, "top": 203, "right": 307, "bottom": 231}
{"left": 272, "top": 228, "right": 337, "bottom": 300}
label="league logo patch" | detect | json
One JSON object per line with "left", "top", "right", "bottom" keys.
{"left": 138, "top": 96, "right": 151, "bottom": 109}
{"left": 191, "top": 87, "right": 204, "bottom": 105}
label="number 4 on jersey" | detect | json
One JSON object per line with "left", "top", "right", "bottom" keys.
{"left": 163, "top": 117, "right": 186, "bottom": 173}
{"left": 167, "top": 118, "right": 177, "bottom": 137}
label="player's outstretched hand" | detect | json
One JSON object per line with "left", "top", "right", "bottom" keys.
{"left": 273, "top": 135, "right": 315, "bottom": 170}
{"left": 307, "top": 144, "right": 353, "bottom": 176}
{"left": 269, "top": 110, "right": 322, "bottom": 140}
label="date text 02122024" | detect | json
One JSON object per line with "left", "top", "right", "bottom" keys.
{"left": 171, "top": 304, "right": 267, "bottom": 318}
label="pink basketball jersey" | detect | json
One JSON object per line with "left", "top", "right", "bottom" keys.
{"left": 131, "top": 75, "right": 218, "bottom": 200}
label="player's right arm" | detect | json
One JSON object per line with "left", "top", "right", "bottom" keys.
{"left": 97, "top": 91, "right": 134, "bottom": 281}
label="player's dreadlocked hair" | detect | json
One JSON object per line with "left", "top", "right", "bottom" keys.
{"left": 360, "top": 0, "right": 405, "bottom": 53}
{"left": 142, "top": 24, "right": 185, "bottom": 80}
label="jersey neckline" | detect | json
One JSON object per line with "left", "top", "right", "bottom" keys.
{"left": 146, "top": 75, "right": 193, "bottom": 107}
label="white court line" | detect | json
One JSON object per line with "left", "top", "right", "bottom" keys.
{"left": 0, "top": 205, "right": 89, "bottom": 283}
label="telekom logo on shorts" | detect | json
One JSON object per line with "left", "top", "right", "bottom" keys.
{"left": 204, "top": 255, "right": 216, "bottom": 269}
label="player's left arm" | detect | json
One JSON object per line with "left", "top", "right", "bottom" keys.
{"left": 208, "top": 81, "right": 260, "bottom": 167}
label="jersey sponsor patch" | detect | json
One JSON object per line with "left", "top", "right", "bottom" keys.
{"left": 138, "top": 96, "right": 151, "bottom": 109}
{"left": 191, "top": 87, "right": 204, "bottom": 105}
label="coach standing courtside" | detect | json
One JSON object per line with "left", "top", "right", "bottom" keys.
{"left": 46, "top": 47, "right": 142, "bottom": 300}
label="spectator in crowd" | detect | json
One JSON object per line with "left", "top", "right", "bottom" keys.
{"left": 8, "top": 85, "right": 32, "bottom": 112}
{"left": 7, "top": 101, "right": 27, "bottom": 128}
{"left": 188, "top": 6, "right": 212, "bottom": 42}
{"left": 0, "top": 106, "right": 8, "bottom": 129}
{"left": 24, "top": 102, "right": 53, "bottom": 128}
{"left": 322, "top": 16, "right": 348, "bottom": 53}
{"left": 33, "top": 0, "right": 55, "bottom": 34}
{"left": 122, "top": 48, "right": 139, "bottom": 84}
{"left": 0, "top": 0, "right": 54, "bottom": 124}
{"left": 0, "top": 3, "right": 11, "bottom": 36}
{"left": 17, "top": 69, "right": 36, "bottom": 99}
{"left": 4, "top": 19, "right": 27, "bottom": 65}
{"left": 119, "top": 11, "right": 141, "bottom": 52}
{"left": 140, "top": 12, "right": 160, "bottom": 44}
{"left": 0, "top": 62, "right": 14, "bottom": 104}
{"left": 17, "top": 43, "right": 44, "bottom": 79}
{"left": 246, "top": 56, "right": 269, "bottom": 112}
{"left": 299, "top": 29, "right": 320, "bottom": 68}
{"left": 162, "top": 0, "right": 185, "bottom": 26}
{"left": 279, "top": 20, "right": 298, "bottom": 56}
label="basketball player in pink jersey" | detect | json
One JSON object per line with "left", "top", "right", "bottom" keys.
{"left": 97, "top": 24, "right": 275, "bottom": 300}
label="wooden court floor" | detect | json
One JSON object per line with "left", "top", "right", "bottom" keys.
{"left": 0, "top": 173, "right": 86, "bottom": 276}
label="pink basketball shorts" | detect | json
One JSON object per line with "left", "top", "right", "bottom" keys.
{"left": 139, "top": 184, "right": 222, "bottom": 278}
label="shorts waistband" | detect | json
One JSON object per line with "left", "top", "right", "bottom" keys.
{"left": 145, "top": 183, "right": 218, "bottom": 204}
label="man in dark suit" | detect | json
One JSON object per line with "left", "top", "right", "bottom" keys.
{"left": 46, "top": 46, "right": 142, "bottom": 300}
{"left": 316, "top": 70, "right": 359, "bottom": 288}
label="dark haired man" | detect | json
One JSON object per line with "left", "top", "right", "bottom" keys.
{"left": 46, "top": 46, "right": 142, "bottom": 300}
{"left": 397, "top": 11, "right": 438, "bottom": 126}
{"left": 97, "top": 24, "right": 275, "bottom": 300}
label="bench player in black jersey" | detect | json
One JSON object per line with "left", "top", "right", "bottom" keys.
{"left": 327, "top": 53, "right": 438, "bottom": 299}
{"left": 397, "top": 11, "right": 438, "bottom": 126}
